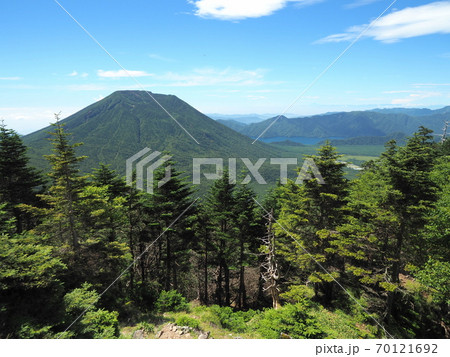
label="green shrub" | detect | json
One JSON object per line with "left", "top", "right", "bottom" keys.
{"left": 18, "top": 323, "right": 54, "bottom": 339}
{"left": 63, "top": 283, "right": 120, "bottom": 338}
{"left": 280, "top": 285, "right": 315, "bottom": 304}
{"left": 311, "top": 306, "right": 376, "bottom": 339}
{"left": 63, "top": 283, "right": 99, "bottom": 316}
{"left": 135, "top": 321, "right": 155, "bottom": 333}
{"left": 193, "top": 305, "right": 222, "bottom": 327}
{"left": 254, "top": 303, "right": 325, "bottom": 339}
{"left": 155, "top": 290, "right": 189, "bottom": 312}
{"left": 80, "top": 309, "right": 119, "bottom": 339}
{"left": 176, "top": 315, "right": 200, "bottom": 329}
{"left": 210, "top": 305, "right": 257, "bottom": 333}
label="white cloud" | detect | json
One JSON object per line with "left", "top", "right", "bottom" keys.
{"left": 190, "top": 0, "right": 324, "bottom": 20}
{"left": 390, "top": 91, "right": 442, "bottom": 105}
{"left": 68, "top": 71, "right": 89, "bottom": 78}
{"left": 247, "top": 95, "right": 267, "bottom": 100}
{"left": 156, "top": 67, "right": 267, "bottom": 87}
{"left": 345, "top": 0, "right": 382, "bottom": 9}
{"left": 97, "top": 69, "right": 153, "bottom": 78}
{"left": 149, "top": 53, "right": 175, "bottom": 62}
{"left": 413, "top": 83, "right": 450, "bottom": 87}
{"left": 0, "top": 77, "right": 21, "bottom": 81}
{"left": 319, "top": 1, "right": 450, "bottom": 43}
{"left": 0, "top": 107, "right": 80, "bottom": 134}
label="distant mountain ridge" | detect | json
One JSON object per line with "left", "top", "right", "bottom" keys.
{"left": 216, "top": 119, "right": 248, "bottom": 132}
{"left": 371, "top": 106, "right": 450, "bottom": 117}
{"left": 218, "top": 107, "right": 449, "bottom": 139}
{"left": 208, "top": 114, "right": 270, "bottom": 124}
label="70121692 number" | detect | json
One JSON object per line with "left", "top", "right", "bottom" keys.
{"left": 375, "top": 344, "right": 438, "bottom": 354}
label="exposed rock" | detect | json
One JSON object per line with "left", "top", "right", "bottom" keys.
{"left": 132, "top": 329, "right": 145, "bottom": 339}
{"left": 198, "top": 331, "right": 210, "bottom": 339}
{"left": 157, "top": 323, "right": 196, "bottom": 339}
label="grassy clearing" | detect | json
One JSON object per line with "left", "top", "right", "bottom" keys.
{"left": 120, "top": 302, "right": 379, "bottom": 339}
{"left": 270, "top": 143, "right": 385, "bottom": 161}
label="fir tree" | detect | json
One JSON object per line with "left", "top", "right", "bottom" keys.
{"left": 0, "top": 122, "right": 43, "bottom": 231}
{"left": 91, "top": 164, "right": 128, "bottom": 199}
{"left": 275, "top": 142, "right": 349, "bottom": 305}
{"left": 39, "top": 115, "right": 88, "bottom": 248}
{"left": 150, "top": 161, "right": 195, "bottom": 292}
{"left": 0, "top": 204, "right": 66, "bottom": 337}
{"left": 204, "top": 170, "right": 237, "bottom": 306}
{"left": 234, "top": 182, "right": 259, "bottom": 309}
{"left": 341, "top": 127, "right": 440, "bottom": 321}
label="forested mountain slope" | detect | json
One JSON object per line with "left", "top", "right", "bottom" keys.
{"left": 23, "top": 91, "right": 280, "bottom": 174}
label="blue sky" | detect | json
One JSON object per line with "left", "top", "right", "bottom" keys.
{"left": 1, "top": 0, "right": 450, "bottom": 134}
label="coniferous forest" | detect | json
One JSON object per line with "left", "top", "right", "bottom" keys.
{"left": 0, "top": 120, "right": 449, "bottom": 339}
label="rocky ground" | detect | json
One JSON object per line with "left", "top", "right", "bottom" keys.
{"left": 132, "top": 323, "right": 210, "bottom": 339}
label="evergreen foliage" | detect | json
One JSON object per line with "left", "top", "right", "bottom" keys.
{"left": 1, "top": 121, "right": 448, "bottom": 338}
{"left": 0, "top": 122, "right": 43, "bottom": 231}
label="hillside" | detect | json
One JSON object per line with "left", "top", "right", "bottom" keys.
{"left": 231, "top": 110, "right": 448, "bottom": 139}
{"left": 319, "top": 132, "right": 407, "bottom": 146}
{"left": 371, "top": 106, "right": 450, "bottom": 117}
{"left": 216, "top": 119, "right": 248, "bottom": 132}
{"left": 23, "top": 91, "right": 281, "bottom": 178}
{"left": 209, "top": 113, "right": 269, "bottom": 124}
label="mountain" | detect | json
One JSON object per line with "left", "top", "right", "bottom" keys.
{"left": 23, "top": 91, "right": 281, "bottom": 179}
{"left": 370, "top": 108, "right": 435, "bottom": 116}
{"left": 433, "top": 106, "right": 450, "bottom": 116}
{"left": 216, "top": 119, "right": 248, "bottom": 132}
{"left": 267, "top": 140, "right": 305, "bottom": 147}
{"left": 371, "top": 106, "right": 450, "bottom": 117}
{"left": 233, "top": 110, "right": 448, "bottom": 139}
{"left": 208, "top": 114, "right": 270, "bottom": 124}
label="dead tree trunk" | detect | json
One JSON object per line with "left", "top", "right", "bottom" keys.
{"left": 259, "top": 209, "right": 280, "bottom": 309}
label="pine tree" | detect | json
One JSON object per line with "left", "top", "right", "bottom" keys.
{"left": 0, "top": 203, "right": 66, "bottom": 337}
{"left": 0, "top": 122, "right": 43, "bottom": 231}
{"left": 337, "top": 169, "right": 398, "bottom": 308}
{"left": 380, "top": 128, "right": 438, "bottom": 319}
{"left": 150, "top": 162, "right": 195, "bottom": 292}
{"left": 74, "top": 183, "right": 131, "bottom": 295}
{"left": 39, "top": 115, "right": 88, "bottom": 248}
{"left": 341, "top": 127, "right": 439, "bottom": 320}
{"left": 204, "top": 170, "right": 237, "bottom": 306}
{"left": 234, "top": 182, "right": 259, "bottom": 309}
{"left": 302, "top": 142, "right": 349, "bottom": 230}
{"left": 91, "top": 164, "right": 129, "bottom": 243}
{"left": 122, "top": 181, "right": 147, "bottom": 299}
{"left": 275, "top": 143, "right": 349, "bottom": 305}
{"left": 423, "top": 156, "right": 450, "bottom": 261}
{"left": 91, "top": 164, "right": 128, "bottom": 199}
{"left": 192, "top": 207, "right": 212, "bottom": 304}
